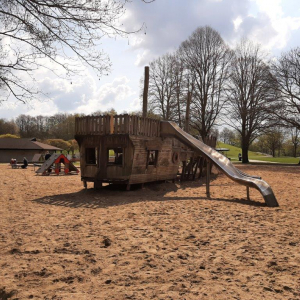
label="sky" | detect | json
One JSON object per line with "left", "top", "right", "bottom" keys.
{"left": 1, "top": 0, "right": 300, "bottom": 120}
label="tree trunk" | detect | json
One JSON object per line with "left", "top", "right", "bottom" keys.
{"left": 242, "top": 145, "right": 249, "bottom": 163}
{"left": 241, "top": 123, "right": 249, "bottom": 163}
{"left": 241, "top": 135, "right": 249, "bottom": 163}
{"left": 272, "top": 146, "right": 276, "bottom": 157}
{"left": 294, "top": 144, "right": 297, "bottom": 158}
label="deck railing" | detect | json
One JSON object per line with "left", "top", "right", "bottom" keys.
{"left": 75, "top": 114, "right": 161, "bottom": 137}
{"left": 203, "top": 136, "right": 217, "bottom": 148}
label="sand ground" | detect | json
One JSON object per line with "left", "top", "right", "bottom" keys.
{"left": 0, "top": 164, "right": 299, "bottom": 300}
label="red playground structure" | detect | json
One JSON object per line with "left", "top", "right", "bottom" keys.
{"left": 36, "top": 153, "right": 79, "bottom": 175}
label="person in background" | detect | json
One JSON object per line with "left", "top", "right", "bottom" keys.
{"left": 45, "top": 151, "right": 51, "bottom": 160}
{"left": 21, "top": 157, "right": 28, "bottom": 169}
{"left": 10, "top": 158, "right": 17, "bottom": 168}
{"left": 238, "top": 153, "right": 242, "bottom": 161}
{"left": 45, "top": 151, "right": 52, "bottom": 174}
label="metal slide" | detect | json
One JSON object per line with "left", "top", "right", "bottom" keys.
{"left": 161, "top": 121, "right": 279, "bottom": 207}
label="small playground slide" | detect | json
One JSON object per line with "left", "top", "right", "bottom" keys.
{"left": 36, "top": 153, "right": 79, "bottom": 175}
{"left": 161, "top": 121, "right": 279, "bottom": 207}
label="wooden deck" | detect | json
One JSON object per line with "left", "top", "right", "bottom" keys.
{"left": 75, "top": 114, "right": 160, "bottom": 137}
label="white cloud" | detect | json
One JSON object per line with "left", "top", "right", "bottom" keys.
{"left": 122, "top": 0, "right": 256, "bottom": 64}
{"left": 74, "top": 76, "right": 136, "bottom": 115}
{"left": 134, "top": 50, "right": 151, "bottom": 66}
{"left": 233, "top": 16, "right": 243, "bottom": 31}
{"left": 37, "top": 75, "right": 96, "bottom": 111}
{"left": 0, "top": 72, "right": 137, "bottom": 119}
{"left": 123, "top": 0, "right": 300, "bottom": 61}
{"left": 251, "top": 0, "right": 300, "bottom": 50}
{"left": 2, "top": 0, "right": 300, "bottom": 120}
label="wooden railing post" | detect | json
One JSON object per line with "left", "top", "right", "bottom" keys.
{"left": 110, "top": 115, "right": 114, "bottom": 134}
{"left": 124, "top": 114, "right": 129, "bottom": 134}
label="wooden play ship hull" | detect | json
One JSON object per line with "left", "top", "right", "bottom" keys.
{"left": 75, "top": 115, "right": 196, "bottom": 189}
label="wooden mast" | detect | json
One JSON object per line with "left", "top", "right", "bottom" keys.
{"left": 143, "top": 66, "right": 149, "bottom": 118}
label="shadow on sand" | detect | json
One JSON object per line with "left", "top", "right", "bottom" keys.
{"left": 32, "top": 179, "right": 266, "bottom": 209}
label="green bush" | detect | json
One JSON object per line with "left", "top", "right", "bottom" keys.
{"left": 0, "top": 134, "right": 20, "bottom": 138}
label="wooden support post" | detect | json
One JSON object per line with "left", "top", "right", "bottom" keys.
{"left": 198, "top": 156, "right": 204, "bottom": 179}
{"left": 126, "top": 184, "right": 131, "bottom": 191}
{"left": 247, "top": 186, "right": 250, "bottom": 200}
{"left": 181, "top": 161, "right": 186, "bottom": 181}
{"left": 143, "top": 66, "right": 149, "bottom": 118}
{"left": 199, "top": 157, "right": 204, "bottom": 178}
{"left": 94, "top": 181, "right": 102, "bottom": 190}
{"left": 187, "top": 157, "right": 193, "bottom": 179}
{"left": 192, "top": 157, "right": 200, "bottom": 180}
{"left": 83, "top": 180, "right": 87, "bottom": 189}
{"left": 206, "top": 160, "right": 211, "bottom": 198}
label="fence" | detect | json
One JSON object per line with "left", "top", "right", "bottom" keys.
{"left": 75, "top": 114, "right": 161, "bottom": 137}
{"left": 203, "top": 136, "right": 217, "bottom": 148}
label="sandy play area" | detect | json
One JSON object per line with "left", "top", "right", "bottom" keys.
{"left": 0, "top": 163, "right": 299, "bottom": 299}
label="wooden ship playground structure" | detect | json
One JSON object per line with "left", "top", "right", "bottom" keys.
{"left": 74, "top": 114, "right": 279, "bottom": 207}
{"left": 74, "top": 66, "right": 279, "bottom": 207}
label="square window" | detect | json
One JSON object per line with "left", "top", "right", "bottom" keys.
{"left": 147, "top": 150, "right": 158, "bottom": 167}
{"left": 108, "top": 148, "right": 123, "bottom": 165}
{"left": 86, "top": 148, "right": 98, "bottom": 165}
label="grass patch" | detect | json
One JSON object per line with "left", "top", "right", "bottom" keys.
{"left": 216, "top": 142, "right": 265, "bottom": 161}
{"left": 249, "top": 156, "right": 299, "bottom": 164}
{"left": 217, "top": 142, "right": 299, "bottom": 164}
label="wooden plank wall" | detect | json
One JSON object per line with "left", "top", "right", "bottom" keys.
{"left": 129, "top": 136, "right": 179, "bottom": 185}
{"left": 79, "top": 135, "right": 133, "bottom": 181}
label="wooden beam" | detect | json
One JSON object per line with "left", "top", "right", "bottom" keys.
{"left": 181, "top": 161, "right": 186, "bottom": 181}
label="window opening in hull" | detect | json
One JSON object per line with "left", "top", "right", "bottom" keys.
{"left": 147, "top": 150, "right": 158, "bottom": 167}
{"left": 86, "top": 148, "right": 98, "bottom": 165}
{"left": 108, "top": 148, "right": 123, "bottom": 165}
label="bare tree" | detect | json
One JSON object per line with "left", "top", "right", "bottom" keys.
{"left": 172, "top": 56, "right": 186, "bottom": 127}
{"left": 271, "top": 47, "right": 300, "bottom": 129}
{"left": 179, "top": 26, "right": 232, "bottom": 139}
{"left": 219, "top": 127, "right": 236, "bottom": 145}
{"left": 0, "top": 118, "right": 19, "bottom": 135}
{"left": 148, "top": 53, "right": 179, "bottom": 121}
{"left": 225, "top": 40, "right": 275, "bottom": 163}
{"left": 0, "top": 0, "right": 149, "bottom": 103}
{"left": 264, "top": 127, "right": 285, "bottom": 157}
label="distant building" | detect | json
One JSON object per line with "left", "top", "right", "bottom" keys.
{"left": 0, "top": 138, "right": 62, "bottom": 163}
